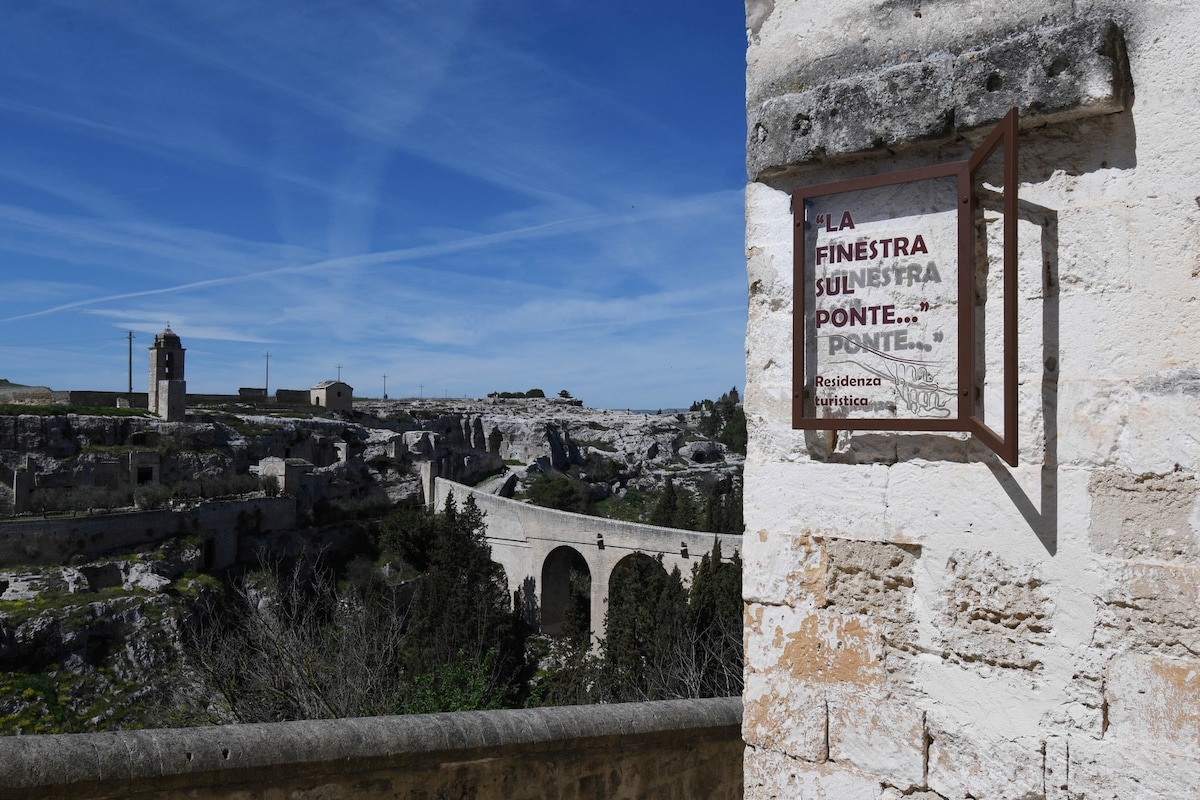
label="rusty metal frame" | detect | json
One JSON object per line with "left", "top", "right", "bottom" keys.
{"left": 790, "top": 108, "right": 1019, "bottom": 464}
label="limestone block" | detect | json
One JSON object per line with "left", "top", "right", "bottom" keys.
{"left": 742, "top": 528, "right": 826, "bottom": 607}
{"left": 1055, "top": 204, "right": 1134, "bottom": 296}
{"left": 828, "top": 687, "right": 925, "bottom": 791}
{"left": 824, "top": 536, "right": 919, "bottom": 653}
{"left": 745, "top": 181, "right": 794, "bottom": 250}
{"left": 1067, "top": 734, "right": 1200, "bottom": 799}
{"left": 744, "top": 746, "right": 883, "bottom": 800}
{"left": 1088, "top": 470, "right": 1200, "bottom": 562}
{"left": 747, "top": 19, "right": 1131, "bottom": 177}
{"left": 1095, "top": 562, "right": 1200, "bottom": 657}
{"left": 742, "top": 668, "right": 827, "bottom": 761}
{"left": 1055, "top": 291, "right": 1157, "bottom": 382}
{"left": 743, "top": 461, "right": 891, "bottom": 541}
{"left": 1123, "top": 373, "right": 1200, "bottom": 473}
{"left": 925, "top": 726, "right": 1044, "bottom": 800}
{"left": 935, "top": 549, "right": 1051, "bottom": 673}
{"left": 790, "top": 609, "right": 885, "bottom": 686}
{"left": 122, "top": 562, "right": 172, "bottom": 593}
{"left": 742, "top": 384, "right": 792, "bottom": 448}
{"left": 1105, "top": 652, "right": 1200, "bottom": 755}
{"left": 885, "top": 462, "right": 1048, "bottom": 545}
{"left": 1056, "top": 379, "right": 1128, "bottom": 467}
{"left": 743, "top": 602, "right": 885, "bottom": 687}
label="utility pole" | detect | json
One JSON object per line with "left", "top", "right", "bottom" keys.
{"left": 419, "top": 383, "right": 423, "bottom": 399}
{"left": 126, "top": 331, "right": 134, "bottom": 393}
{"left": 264, "top": 352, "right": 270, "bottom": 396}
{"left": 382, "top": 374, "right": 388, "bottom": 400}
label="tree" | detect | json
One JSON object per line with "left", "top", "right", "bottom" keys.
{"left": 649, "top": 477, "right": 679, "bottom": 528}
{"left": 529, "top": 569, "right": 596, "bottom": 707}
{"left": 597, "top": 545, "right": 743, "bottom": 702}
{"left": 400, "top": 494, "right": 533, "bottom": 711}
{"left": 189, "top": 557, "right": 412, "bottom": 722}
{"left": 378, "top": 505, "right": 438, "bottom": 572}
{"left": 189, "top": 493, "right": 534, "bottom": 721}
{"left": 650, "top": 477, "right": 699, "bottom": 530}
{"left": 719, "top": 406, "right": 747, "bottom": 455}
{"left": 703, "top": 484, "right": 743, "bottom": 534}
{"left": 596, "top": 554, "right": 690, "bottom": 702}
{"left": 686, "top": 542, "right": 744, "bottom": 697}
{"left": 526, "top": 474, "right": 591, "bottom": 514}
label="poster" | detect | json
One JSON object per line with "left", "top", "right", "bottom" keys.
{"left": 799, "top": 176, "right": 960, "bottom": 423}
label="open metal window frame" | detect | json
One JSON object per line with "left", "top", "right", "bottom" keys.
{"left": 791, "top": 108, "right": 1018, "bottom": 465}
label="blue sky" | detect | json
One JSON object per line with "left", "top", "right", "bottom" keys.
{"left": 0, "top": 2, "right": 747, "bottom": 410}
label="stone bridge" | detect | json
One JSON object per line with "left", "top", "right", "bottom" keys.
{"left": 433, "top": 478, "right": 743, "bottom": 636}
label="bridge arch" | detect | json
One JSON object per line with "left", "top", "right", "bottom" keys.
{"left": 609, "top": 551, "right": 673, "bottom": 597}
{"left": 540, "top": 545, "right": 591, "bottom": 637}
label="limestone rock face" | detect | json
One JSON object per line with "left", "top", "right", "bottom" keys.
{"left": 0, "top": 397, "right": 741, "bottom": 516}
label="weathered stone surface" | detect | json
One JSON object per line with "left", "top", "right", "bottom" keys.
{"left": 742, "top": 529, "right": 825, "bottom": 607}
{"left": 824, "top": 537, "right": 918, "bottom": 649}
{"left": 781, "top": 610, "right": 886, "bottom": 685}
{"left": 1095, "top": 561, "right": 1200, "bottom": 657}
{"left": 748, "top": 18, "right": 1132, "bottom": 177}
{"left": 744, "top": 746, "right": 881, "bottom": 800}
{"left": 742, "top": 669, "right": 827, "bottom": 761}
{"left": 936, "top": 550, "right": 1051, "bottom": 672}
{"left": 926, "top": 727, "right": 1044, "bottom": 800}
{"left": 1067, "top": 735, "right": 1200, "bottom": 799}
{"left": 828, "top": 688, "right": 925, "bottom": 791}
{"left": 1089, "top": 470, "right": 1200, "bottom": 562}
{"left": 1105, "top": 652, "right": 1200, "bottom": 754}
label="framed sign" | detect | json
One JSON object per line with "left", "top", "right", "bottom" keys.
{"left": 792, "top": 108, "right": 1018, "bottom": 465}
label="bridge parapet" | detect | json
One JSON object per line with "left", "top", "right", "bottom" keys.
{"left": 0, "top": 697, "right": 743, "bottom": 799}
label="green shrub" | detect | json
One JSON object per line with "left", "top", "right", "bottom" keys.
{"left": 134, "top": 484, "right": 171, "bottom": 510}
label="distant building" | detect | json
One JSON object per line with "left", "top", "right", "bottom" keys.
{"left": 148, "top": 327, "right": 185, "bottom": 421}
{"left": 310, "top": 380, "right": 352, "bottom": 413}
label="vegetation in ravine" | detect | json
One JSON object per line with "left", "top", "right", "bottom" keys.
{"left": 531, "top": 542, "right": 743, "bottom": 706}
{"left": 187, "top": 494, "right": 535, "bottom": 721}
{"left": 182, "top": 494, "right": 741, "bottom": 723}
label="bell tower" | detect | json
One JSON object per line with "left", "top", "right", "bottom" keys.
{"left": 148, "top": 325, "right": 186, "bottom": 421}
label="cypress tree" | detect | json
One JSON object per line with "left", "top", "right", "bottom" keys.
{"left": 402, "top": 493, "right": 532, "bottom": 711}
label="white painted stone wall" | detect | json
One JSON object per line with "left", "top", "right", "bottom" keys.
{"left": 743, "top": 2, "right": 1200, "bottom": 797}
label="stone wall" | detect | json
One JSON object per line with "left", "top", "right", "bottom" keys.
{"left": 743, "top": 2, "right": 1200, "bottom": 798}
{"left": 65, "top": 391, "right": 148, "bottom": 409}
{"left": 0, "top": 697, "right": 743, "bottom": 800}
{"left": 0, "top": 497, "right": 295, "bottom": 568}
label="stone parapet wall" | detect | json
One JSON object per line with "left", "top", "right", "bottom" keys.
{"left": 0, "top": 697, "right": 744, "bottom": 800}
{"left": 744, "top": 2, "right": 1200, "bottom": 797}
